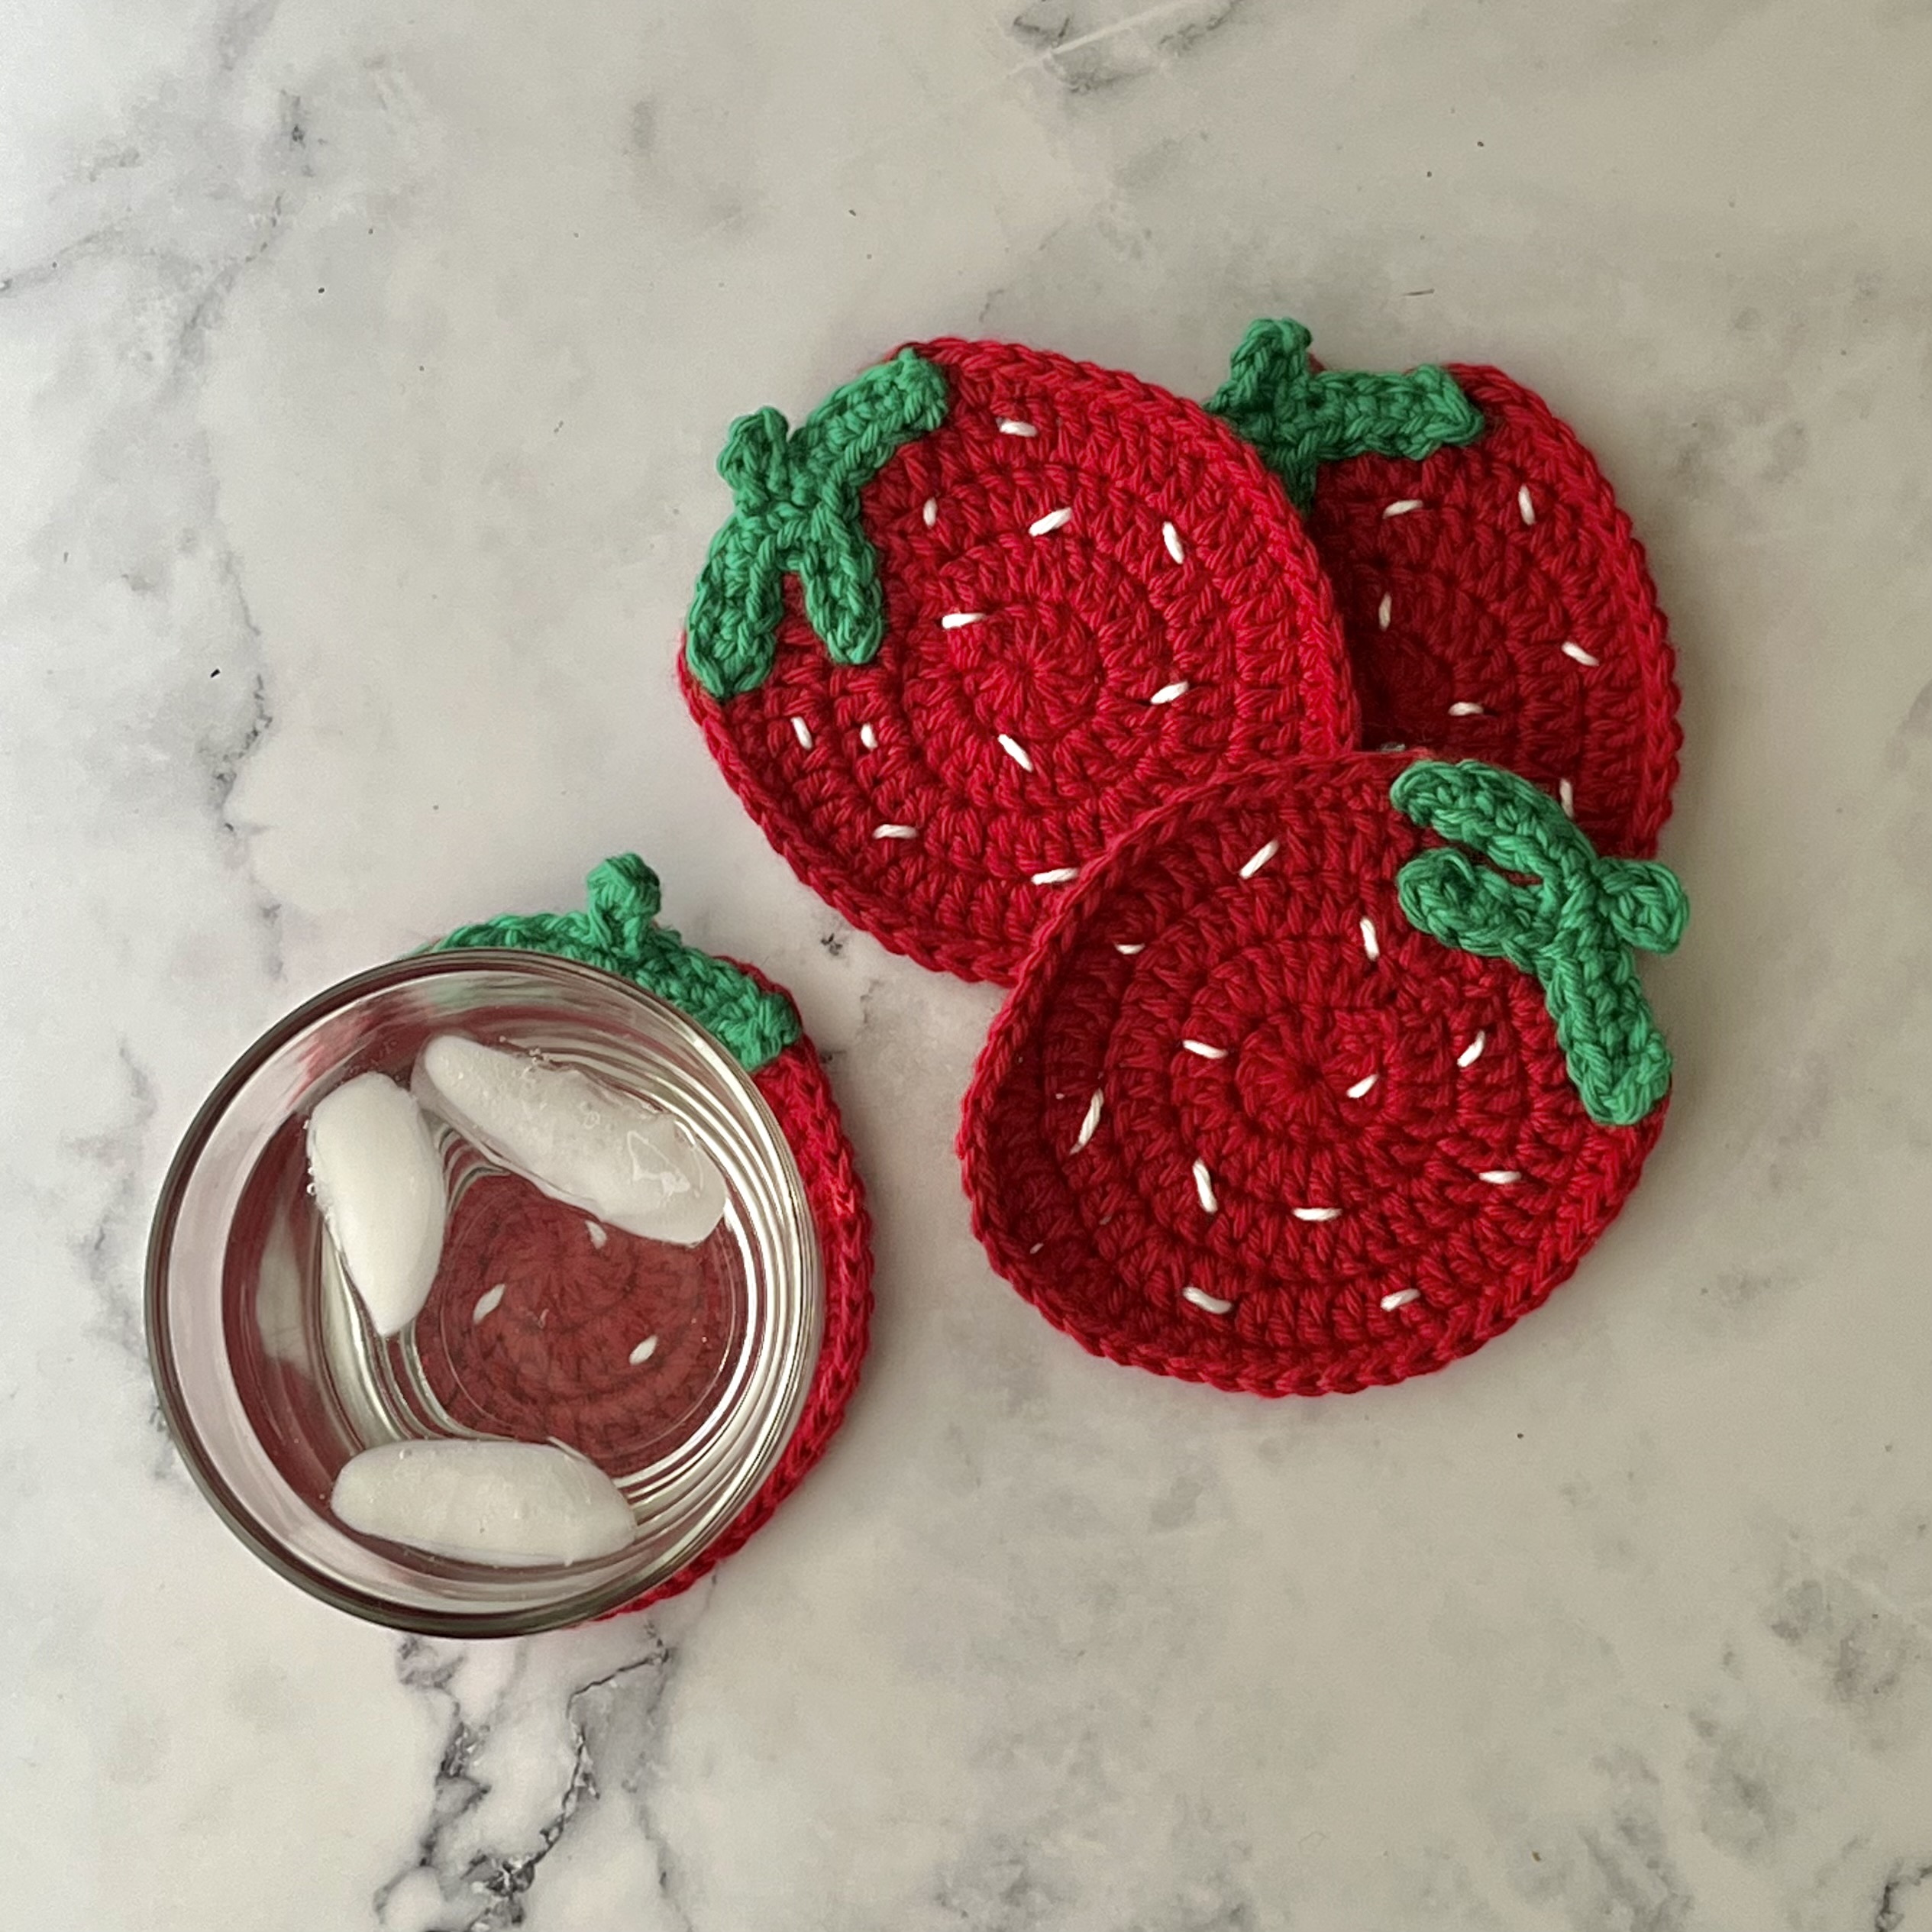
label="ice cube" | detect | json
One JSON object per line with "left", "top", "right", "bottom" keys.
{"left": 330, "top": 1438, "right": 635, "bottom": 1566}
{"left": 305, "top": 1072, "right": 445, "bottom": 1335}
{"left": 413, "top": 1035, "right": 726, "bottom": 1246}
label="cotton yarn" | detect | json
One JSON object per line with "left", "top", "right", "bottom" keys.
{"left": 959, "top": 754, "right": 1682, "bottom": 1397}
{"left": 682, "top": 337, "right": 1358, "bottom": 984}
{"left": 1213, "top": 320, "right": 1682, "bottom": 860}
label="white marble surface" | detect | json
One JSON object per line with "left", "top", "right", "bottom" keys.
{"left": 3, "top": 0, "right": 1929, "bottom": 1925}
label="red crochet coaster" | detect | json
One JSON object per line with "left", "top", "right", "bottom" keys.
{"left": 631, "top": 1008, "right": 871, "bottom": 1609}
{"left": 680, "top": 338, "right": 1357, "bottom": 984}
{"left": 431, "top": 859, "right": 872, "bottom": 1611}
{"left": 959, "top": 753, "right": 1687, "bottom": 1397}
{"left": 1212, "top": 321, "right": 1681, "bottom": 859}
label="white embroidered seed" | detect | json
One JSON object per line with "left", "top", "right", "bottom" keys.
{"left": 941, "top": 611, "right": 985, "bottom": 629}
{"left": 1162, "top": 520, "right": 1185, "bottom": 564}
{"left": 874, "top": 823, "right": 918, "bottom": 840}
{"left": 1384, "top": 499, "right": 1423, "bottom": 519}
{"left": 1559, "top": 777, "right": 1575, "bottom": 817}
{"left": 1029, "top": 1241, "right": 1045, "bottom": 1255}
{"left": 1114, "top": 942, "right": 1146, "bottom": 955}
{"left": 1192, "top": 1158, "right": 1218, "bottom": 1214}
{"left": 1294, "top": 1207, "right": 1342, "bottom": 1223}
{"left": 1239, "top": 838, "right": 1280, "bottom": 879}
{"left": 1360, "top": 916, "right": 1381, "bottom": 961}
{"left": 1378, "top": 741, "right": 1410, "bottom": 754}
{"left": 1457, "top": 1030, "right": 1487, "bottom": 1068}
{"left": 997, "top": 733, "right": 1035, "bottom": 771}
{"left": 1518, "top": 483, "right": 1535, "bottom": 525}
{"left": 1480, "top": 1169, "right": 1524, "bottom": 1185}
{"left": 472, "top": 1282, "right": 506, "bottom": 1325}
{"left": 1029, "top": 506, "right": 1072, "bottom": 537}
{"left": 585, "top": 1221, "right": 607, "bottom": 1249}
{"left": 997, "top": 418, "right": 1038, "bottom": 437}
{"left": 922, "top": 497, "right": 938, "bottom": 528}
{"left": 1448, "top": 701, "right": 1486, "bottom": 716}
{"left": 860, "top": 722, "right": 879, "bottom": 751}
{"left": 790, "top": 716, "right": 813, "bottom": 750}
{"left": 1345, "top": 1072, "right": 1379, "bottom": 1100}
{"left": 1181, "top": 1040, "right": 1228, "bottom": 1061}
{"left": 1032, "top": 866, "right": 1079, "bottom": 885}
{"left": 1561, "top": 641, "right": 1600, "bottom": 667}
{"left": 1149, "top": 680, "right": 1191, "bottom": 705}
{"left": 1183, "top": 1285, "right": 1234, "bottom": 1315}
{"left": 628, "top": 1336, "right": 659, "bottom": 1365}
{"left": 1377, "top": 593, "right": 1393, "bottom": 631}
{"left": 1073, "top": 1090, "right": 1103, "bottom": 1152}
{"left": 1381, "top": 1288, "right": 1421, "bottom": 1311}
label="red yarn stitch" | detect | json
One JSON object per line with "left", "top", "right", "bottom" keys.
{"left": 409, "top": 968, "right": 873, "bottom": 1613}
{"left": 683, "top": 338, "right": 1357, "bottom": 984}
{"left": 959, "top": 752, "right": 1665, "bottom": 1397}
{"left": 624, "top": 1020, "right": 872, "bottom": 1609}
{"left": 415, "top": 1179, "right": 738, "bottom": 1466}
{"left": 1307, "top": 366, "right": 1681, "bottom": 859}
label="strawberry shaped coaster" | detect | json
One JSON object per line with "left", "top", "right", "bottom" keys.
{"left": 960, "top": 756, "right": 1687, "bottom": 1396}
{"left": 680, "top": 338, "right": 1357, "bottom": 984}
{"left": 1210, "top": 321, "right": 1681, "bottom": 858}
{"left": 432, "top": 855, "right": 872, "bottom": 1608}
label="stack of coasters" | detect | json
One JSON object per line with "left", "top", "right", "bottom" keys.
{"left": 682, "top": 318, "right": 1687, "bottom": 1397}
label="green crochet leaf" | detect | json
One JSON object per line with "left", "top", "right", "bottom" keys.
{"left": 684, "top": 351, "right": 951, "bottom": 699}
{"left": 1208, "top": 318, "right": 1485, "bottom": 510}
{"left": 435, "top": 854, "right": 802, "bottom": 1074}
{"left": 1391, "top": 761, "right": 1688, "bottom": 1127}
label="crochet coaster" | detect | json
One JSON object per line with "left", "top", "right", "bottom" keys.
{"left": 959, "top": 754, "right": 1687, "bottom": 1396}
{"left": 1212, "top": 320, "right": 1681, "bottom": 859}
{"left": 680, "top": 338, "right": 1359, "bottom": 984}
{"left": 432, "top": 856, "right": 872, "bottom": 1610}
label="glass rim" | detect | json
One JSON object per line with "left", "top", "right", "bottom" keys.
{"left": 145, "top": 947, "right": 816, "bottom": 1637}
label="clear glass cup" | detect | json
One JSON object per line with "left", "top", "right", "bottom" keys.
{"left": 146, "top": 951, "right": 823, "bottom": 1635}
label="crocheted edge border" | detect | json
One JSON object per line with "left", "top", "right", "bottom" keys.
{"left": 957, "top": 752, "right": 1669, "bottom": 1397}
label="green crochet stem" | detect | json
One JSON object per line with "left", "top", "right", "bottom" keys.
{"left": 1391, "top": 762, "right": 1688, "bottom": 1127}
{"left": 1208, "top": 318, "right": 1486, "bottom": 510}
{"left": 684, "top": 350, "right": 951, "bottom": 699}
{"left": 435, "top": 854, "right": 802, "bottom": 1075}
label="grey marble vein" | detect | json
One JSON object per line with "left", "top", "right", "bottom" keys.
{"left": 373, "top": 1621, "right": 693, "bottom": 1932}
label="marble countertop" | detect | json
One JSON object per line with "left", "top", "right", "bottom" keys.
{"left": 4, "top": 1, "right": 1928, "bottom": 1926}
